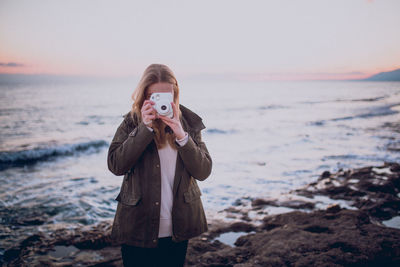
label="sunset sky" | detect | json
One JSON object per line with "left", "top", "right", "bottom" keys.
{"left": 0, "top": 0, "right": 399, "bottom": 80}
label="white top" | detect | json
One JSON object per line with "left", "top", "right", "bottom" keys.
{"left": 145, "top": 125, "right": 188, "bottom": 237}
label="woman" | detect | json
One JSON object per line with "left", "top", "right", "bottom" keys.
{"left": 107, "top": 63, "right": 212, "bottom": 267}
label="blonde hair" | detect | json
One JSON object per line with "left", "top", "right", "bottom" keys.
{"left": 131, "top": 64, "right": 181, "bottom": 149}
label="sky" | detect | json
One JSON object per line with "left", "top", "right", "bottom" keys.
{"left": 0, "top": 0, "right": 399, "bottom": 80}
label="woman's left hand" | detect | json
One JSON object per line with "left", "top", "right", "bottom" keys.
{"left": 158, "top": 102, "right": 186, "bottom": 140}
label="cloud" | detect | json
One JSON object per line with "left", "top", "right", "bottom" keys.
{"left": 0, "top": 62, "right": 25, "bottom": 67}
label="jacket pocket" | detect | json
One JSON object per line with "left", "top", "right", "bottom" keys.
{"left": 115, "top": 170, "right": 142, "bottom": 206}
{"left": 115, "top": 191, "right": 142, "bottom": 206}
{"left": 183, "top": 182, "right": 202, "bottom": 203}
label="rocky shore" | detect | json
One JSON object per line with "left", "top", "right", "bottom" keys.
{"left": 2, "top": 162, "right": 400, "bottom": 266}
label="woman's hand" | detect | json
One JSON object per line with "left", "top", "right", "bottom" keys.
{"left": 141, "top": 100, "right": 157, "bottom": 128}
{"left": 158, "top": 102, "right": 186, "bottom": 140}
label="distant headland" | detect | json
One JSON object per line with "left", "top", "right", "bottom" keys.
{"left": 362, "top": 68, "right": 400, "bottom": 81}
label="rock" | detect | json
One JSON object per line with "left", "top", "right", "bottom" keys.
{"left": 280, "top": 200, "right": 315, "bottom": 210}
{"left": 295, "top": 162, "right": 400, "bottom": 221}
{"left": 326, "top": 203, "right": 341, "bottom": 213}
{"left": 3, "top": 163, "right": 400, "bottom": 266}
{"left": 3, "top": 221, "right": 121, "bottom": 267}
{"left": 251, "top": 198, "right": 276, "bottom": 207}
{"left": 321, "top": 170, "right": 331, "bottom": 179}
{"left": 184, "top": 209, "right": 400, "bottom": 266}
{"left": 251, "top": 198, "right": 315, "bottom": 210}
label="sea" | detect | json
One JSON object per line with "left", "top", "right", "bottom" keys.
{"left": 1, "top": 76, "right": 400, "bottom": 255}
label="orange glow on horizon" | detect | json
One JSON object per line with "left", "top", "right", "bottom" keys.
{"left": 0, "top": 68, "right": 394, "bottom": 81}
{"left": 0, "top": 53, "right": 398, "bottom": 81}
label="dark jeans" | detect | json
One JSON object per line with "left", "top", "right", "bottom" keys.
{"left": 121, "top": 237, "right": 188, "bottom": 267}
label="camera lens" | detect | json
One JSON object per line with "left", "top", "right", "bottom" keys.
{"left": 161, "top": 105, "right": 167, "bottom": 111}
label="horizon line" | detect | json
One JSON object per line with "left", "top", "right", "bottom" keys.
{"left": 0, "top": 71, "right": 381, "bottom": 82}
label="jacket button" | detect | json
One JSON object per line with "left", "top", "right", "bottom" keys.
{"left": 153, "top": 239, "right": 157, "bottom": 243}
{"left": 156, "top": 164, "right": 160, "bottom": 168}
{"left": 155, "top": 202, "right": 159, "bottom": 205}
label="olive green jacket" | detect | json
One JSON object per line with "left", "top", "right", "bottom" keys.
{"left": 107, "top": 105, "right": 212, "bottom": 248}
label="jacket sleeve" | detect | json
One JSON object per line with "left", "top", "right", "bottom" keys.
{"left": 175, "top": 130, "right": 212, "bottom": 181}
{"left": 107, "top": 119, "right": 154, "bottom": 176}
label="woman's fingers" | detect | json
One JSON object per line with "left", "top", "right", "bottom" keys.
{"left": 159, "top": 108, "right": 185, "bottom": 139}
{"left": 145, "top": 114, "right": 156, "bottom": 120}
{"left": 143, "top": 101, "right": 179, "bottom": 124}
{"left": 142, "top": 102, "right": 152, "bottom": 111}
{"left": 142, "top": 100, "right": 157, "bottom": 125}
{"left": 143, "top": 100, "right": 156, "bottom": 107}
{"left": 142, "top": 100, "right": 155, "bottom": 110}
{"left": 142, "top": 102, "right": 156, "bottom": 115}
{"left": 142, "top": 106, "right": 153, "bottom": 115}
{"left": 159, "top": 115, "right": 173, "bottom": 123}
{"left": 158, "top": 116, "right": 167, "bottom": 122}
{"left": 171, "top": 102, "right": 178, "bottom": 118}
{"left": 158, "top": 116, "right": 172, "bottom": 127}
{"left": 143, "top": 107, "right": 156, "bottom": 117}
{"left": 143, "top": 100, "right": 155, "bottom": 105}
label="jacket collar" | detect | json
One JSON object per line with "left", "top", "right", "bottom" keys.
{"left": 179, "top": 104, "right": 205, "bottom": 132}
{"left": 123, "top": 104, "right": 206, "bottom": 133}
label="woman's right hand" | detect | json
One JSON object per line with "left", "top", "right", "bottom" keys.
{"left": 141, "top": 100, "right": 157, "bottom": 128}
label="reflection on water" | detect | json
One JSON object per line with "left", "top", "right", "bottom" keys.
{"left": 214, "top": 231, "right": 252, "bottom": 247}
{"left": 382, "top": 216, "right": 400, "bottom": 229}
{"left": 48, "top": 245, "right": 79, "bottom": 259}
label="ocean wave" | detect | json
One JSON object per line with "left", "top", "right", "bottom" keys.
{"left": 0, "top": 140, "right": 108, "bottom": 168}
{"left": 322, "top": 154, "right": 360, "bottom": 160}
{"left": 321, "top": 154, "right": 389, "bottom": 162}
{"left": 349, "top": 96, "right": 387, "bottom": 102}
{"left": 308, "top": 120, "right": 325, "bottom": 126}
{"left": 257, "top": 104, "right": 287, "bottom": 110}
{"left": 332, "top": 103, "right": 399, "bottom": 122}
{"left": 301, "top": 95, "right": 387, "bottom": 105}
{"left": 309, "top": 103, "right": 400, "bottom": 126}
{"left": 206, "top": 128, "right": 238, "bottom": 134}
{"left": 385, "top": 140, "right": 400, "bottom": 152}
{"left": 76, "top": 115, "right": 106, "bottom": 126}
{"left": 225, "top": 104, "right": 287, "bottom": 112}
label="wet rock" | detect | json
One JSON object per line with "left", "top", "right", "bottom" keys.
{"left": 3, "top": 221, "right": 122, "bottom": 267}
{"left": 7, "top": 206, "right": 400, "bottom": 266}
{"left": 326, "top": 203, "right": 341, "bottom": 213}
{"left": 281, "top": 200, "right": 315, "bottom": 210}
{"left": 3, "top": 163, "right": 400, "bottom": 266}
{"left": 294, "top": 162, "right": 400, "bottom": 221}
{"left": 321, "top": 170, "right": 331, "bottom": 179}
{"left": 232, "top": 198, "right": 251, "bottom": 206}
{"left": 251, "top": 198, "right": 276, "bottom": 207}
{"left": 0, "top": 207, "right": 49, "bottom": 226}
{"left": 252, "top": 197, "right": 315, "bottom": 210}
{"left": 185, "top": 209, "right": 400, "bottom": 266}
{"left": 3, "top": 233, "right": 44, "bottom": 263}
{"left": 222, "top": 206, "right": 242, "bottom": 214}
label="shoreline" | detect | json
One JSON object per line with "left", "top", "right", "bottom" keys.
{"left": 3, "top": 162, "right": 400, "bottom": 266}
